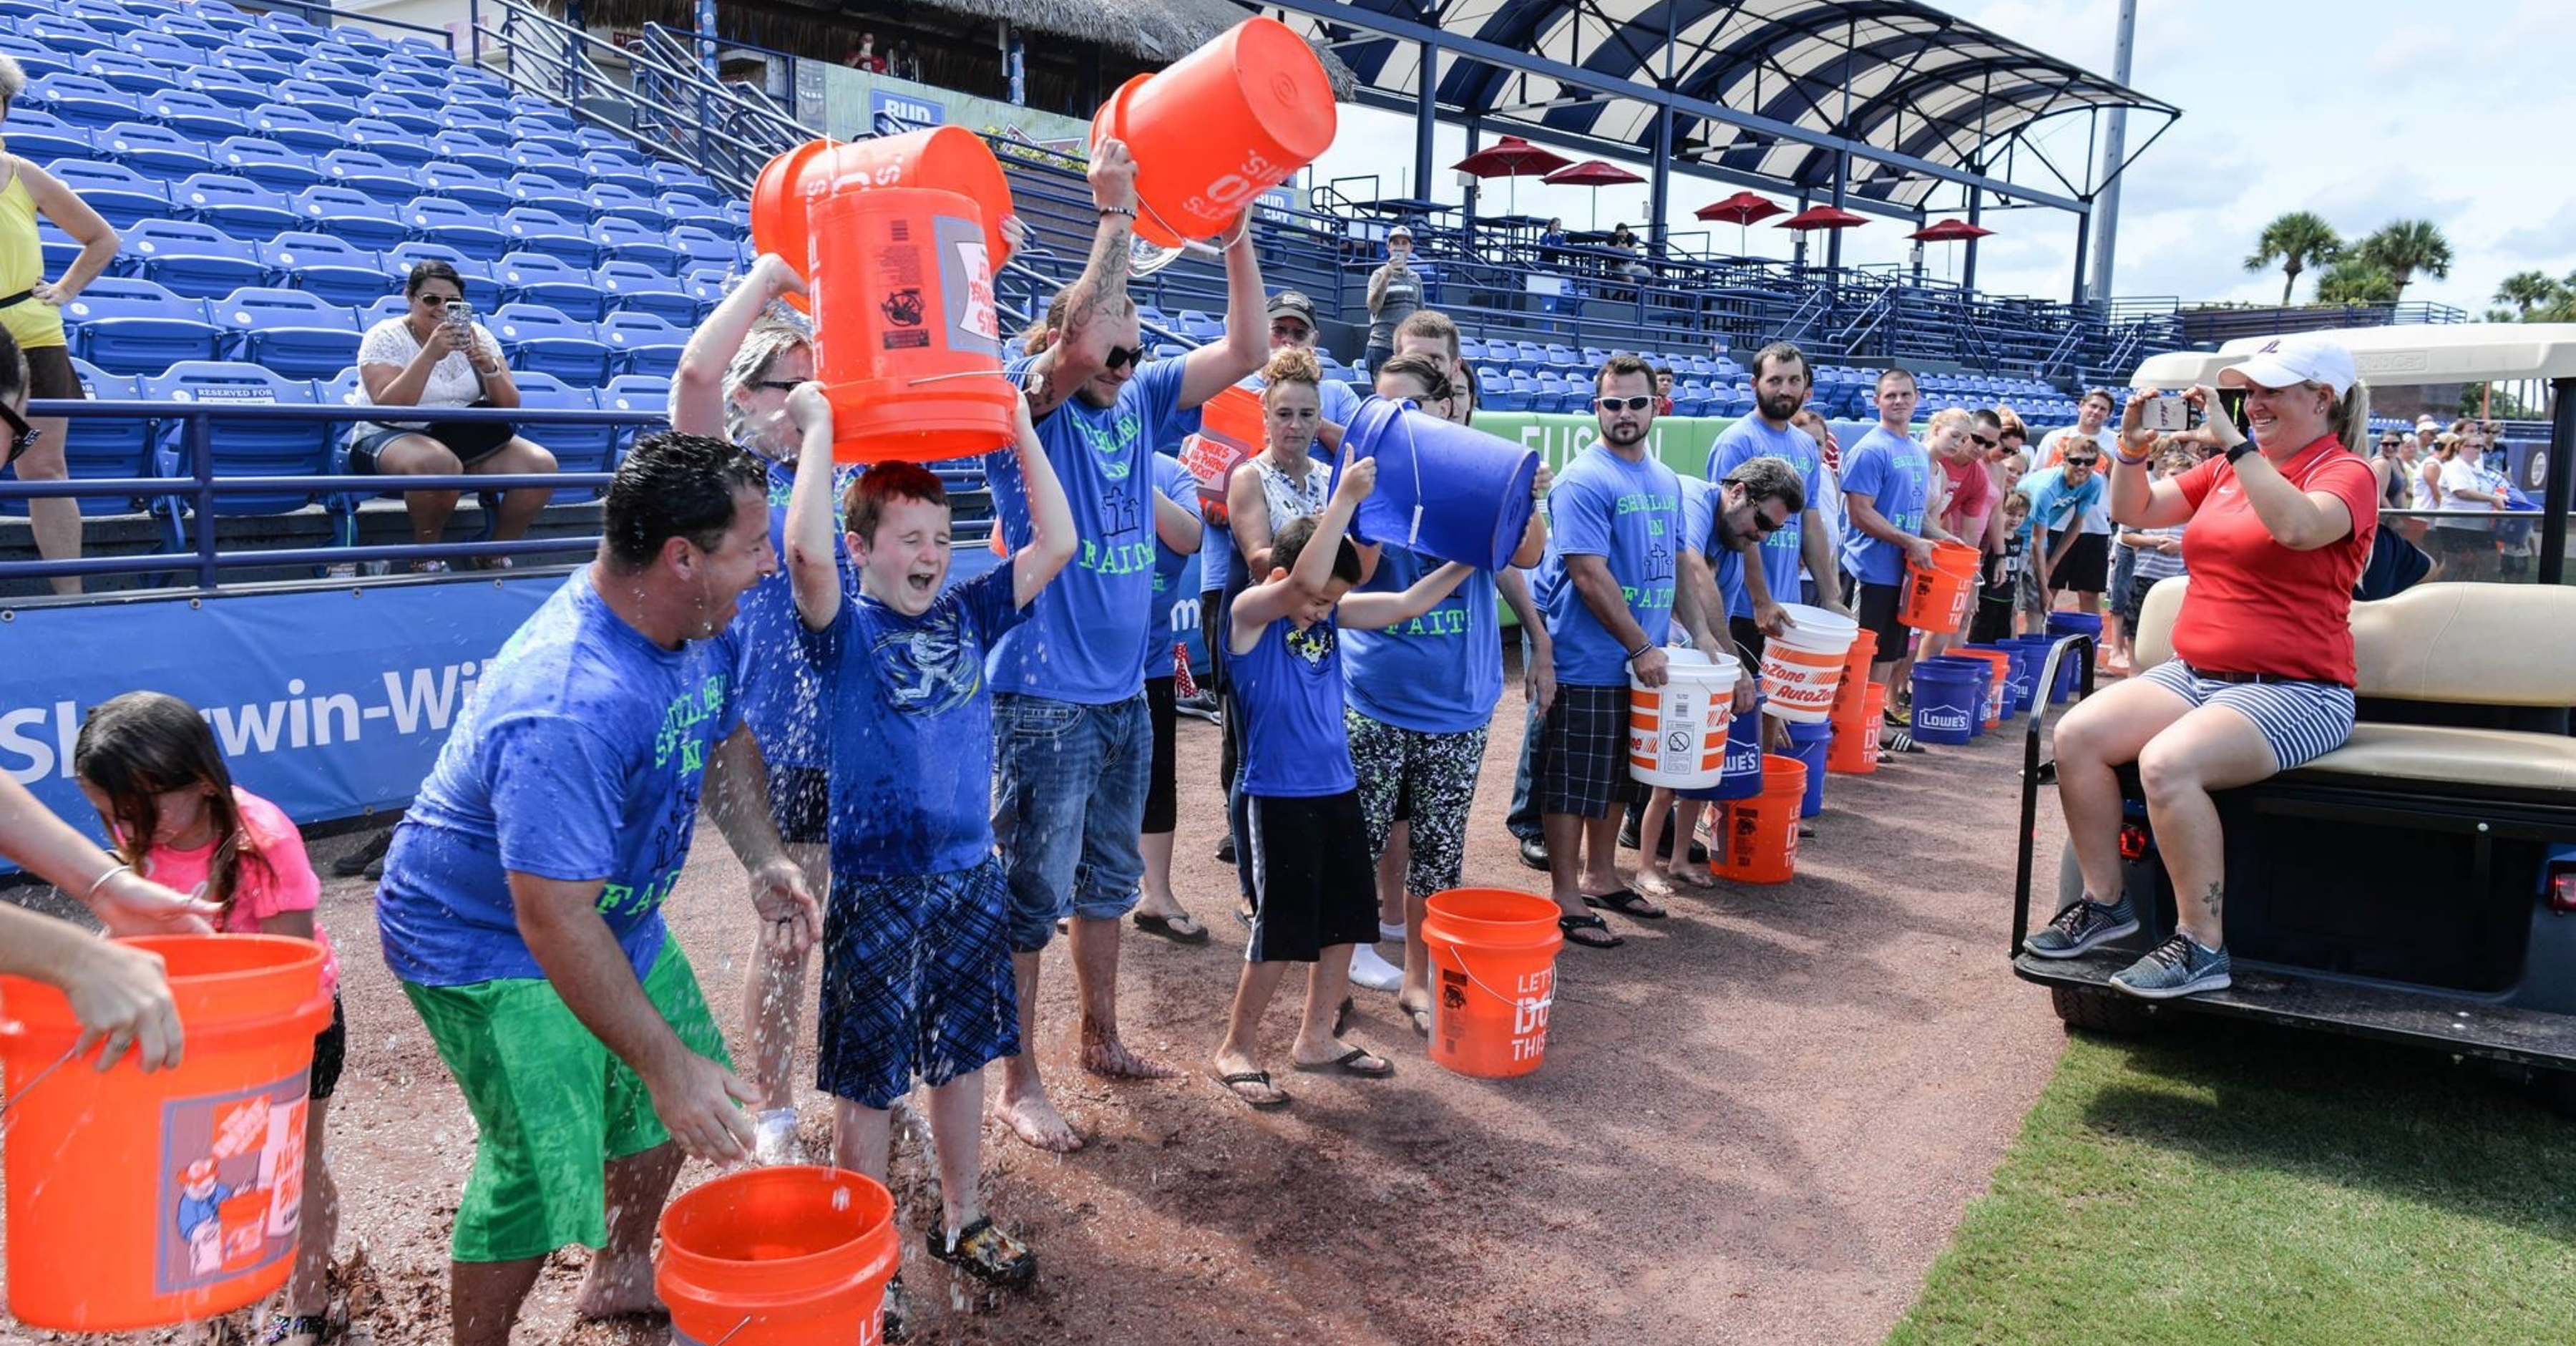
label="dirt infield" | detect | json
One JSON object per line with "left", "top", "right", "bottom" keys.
{"left": 3, "top": 694, "right": 2067, "bottom": 1346}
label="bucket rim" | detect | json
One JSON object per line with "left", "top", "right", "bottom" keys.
{"left": 659, "top": 1166, "right": 898, "bottom": 1281}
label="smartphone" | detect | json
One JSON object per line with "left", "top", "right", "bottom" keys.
{"left": 2137, "top": 392, "right": 2188, "bottom": 433}
{"left": 444, "top": 300, "right": 473, "bottom": 331}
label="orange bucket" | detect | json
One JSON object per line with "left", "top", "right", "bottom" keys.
{"left": 1177, "top": 384, "right": 1264, "bottom": 525}
{"left": 0, "top": 935, "right": 331, "bottom": 1332}
{"left": 1717, "top": 754, "right": 1806, "bottom": 884}
{"left": 1898, "top": 540, "right": 1981, "bottom": 635}
{"left": 807, "top": 185, "right": 1018, "bottom": 464}
{"left": 658, "top": 1166, "right": 901, "bottom": 1346}
{"left": 1089, "top": 16, "right": 1337, "bottom": 248}
{"left": 1828, "top": 682, "right": 1885, "bottom": 775}
{"left": 1829, "top": 628, "right": 1878, "bottom": 721}
{"left": 1952, "top": 646, "right": 2014, "bottom": 728}
{"left": 1421, "top": 889, "right": 1564, "bottom": 1079}
{"left": 750, "top": 127, "right": 1016, "bottom": 305}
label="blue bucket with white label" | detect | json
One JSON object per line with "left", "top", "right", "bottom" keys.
{"left": 1698, "top": 691, "right": 1767, "bottom": 801}
{"left": 1908, "top": 661, "right": 1984, "bottom": 745}
{"left": 1785, "top": 718, "right": 1831, "bottom": 817}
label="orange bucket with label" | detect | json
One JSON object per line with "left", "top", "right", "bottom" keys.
{"left": 1178, "top": 384, "right": 1264, "bottom": 524}
{"left": 807, "top": 185, "right": 1018, "bottom": 464}
{"left": 1089, "top": 16, "right": 1337, "bottom": 248}
{"left": 1899, "top": 540, "right": 1981, "bottom": 634}
{"left": 1829, "top": 628, "right": 1878, "bottom": 721}
{"left": 1421, "top": 889, "right": 1563, "bottom": 1079}
{"left": 659, "top": 1166, "right": 900, "bottom": 1346}
{"left": 0, "top": 935, "right": 330, "bottom": 1332}
{"left": 1828, "top": 682, "right": 1885, "bottom": 775}
{"left": 1718, "top": 754, "right": 1806, "bottom": 884}
{"left": 750, "top": 127, "right": 1016, "bottom": 306}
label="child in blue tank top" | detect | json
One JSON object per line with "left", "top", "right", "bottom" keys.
{"left": 1212, "top": 455, "right": 1476, "bottom": 1111}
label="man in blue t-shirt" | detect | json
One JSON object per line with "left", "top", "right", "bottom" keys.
{"left": 1704, "top": 341, "right": 1853, "bottom": 657}
{"left": 979, "top": 137, "right": 1267, "bottom": 1154}
{"left": 1838, "top": 368, "right": 1953, "bottom": 701}
{"left": 377, "top": 432, "right": 819, "bottom": 1345}
{"left": 1531, "top": 355, "right": 1682, "bottom": 949}
{"left": 784, "top": 385, "right": 1075, "bottom": 1307}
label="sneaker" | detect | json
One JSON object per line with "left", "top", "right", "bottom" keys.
{"left": 2109, "top": 932, "right": 2232, "bottom": 1000}
{"left": 1883, "top": 701, "right": 1913, "bottom": 728}
{"left": 925, "top": 1215, "right": 1037, "bottom": 1289}
{"left": 752, "top": 1108, "right": 804, "bottom": 1166}
{"left": 2022, "top": 895, "right": 2139, "bottom": 959}
{"left": 1347, "top": 942, "right": 1403, "bottom": 993}
{"left": 1215, "top": 834, "right": 1236, "bottom": 864}
{"left": 1516, "top": 834, "right": 1548, "bottom": 871}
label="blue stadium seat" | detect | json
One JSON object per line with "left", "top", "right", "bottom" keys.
{"left": 245, "top": 102, "right": 339, "bottom": 155}
{"left": 597, "top": 311, "right": 686, "bottom": 378}
{"left": 292, "top": 60, "right": 373, "bottom": 101}
{"left": 491, "top": 303, "right": 612, "bottom": 384}
{"left": 597, "top": 374, "right": 670, "bottom": 456}
{"left": 318, "top": 150, "right": 421, "bottom": 206}
{"left": 429, "top": 133, "right": 514, "bottom": 181}
{"left": 580, "top": 152, "right": 658, "bottom": 198}
{"left": 260, "top": 233, "right": 394, "bottom": 308}
{"left": 119, "top": 218, "right": 265, "bottom": 300}
{"left": 144, "top": 361, "right": 336, "bottom": 541}
{"left": 254, "top": 6, "right": 326, "bottom": 39}
{"left": 595, "top": 261, "right": 697, "bottom": 325}
{"left": 36, "top": 220, "right": 81, "bottom": 281}
{"left": 74, "top": 52, "right": 180, "bottom": 95}
{"left": 499, "top": 208, "right": 602, "bottom": 269}
{"left": 655, "top": 193, "right": 729, "bottom": 232}
{"left": 648, "top": 160, "right": 716, "bottom": 197}
{"left": 137, "top": 85, "right": 234, "bottom": 139}
{"left": 572, "top": 127, "right": 633, "bottom": 156}
{"left": 69, "top": 0, "right": 152, "bottom": 30}
{"left": 401, "top": 196, "right": 510, "bottom": 263}
{"left": 586, "top": 184, "right": 663, "bottom": 228}
{"left": 19, "top": 16, "right": 115, "bottom": 57}
{"left": 175, "top": 172, "right": 298, "bottom": 238}
{"left": 443, "top": 107, "right": 511, "bottom": 148}
{"left": 0, "top": 34, "right": 73, "bottom": 82}
{"left": 63, "top": 276, "right": 223, "bottom": 375}
{"left": 47, "top": 160, "right": 168, "bottom": 229}
{"left": 342, "top": 118, "right": 436, "bottom": 170}
{"left": 208, "top": 46, "right": 294, "bottom": 88}
{"left": 593, "top": 218, "right": 683, "bottom": 275}
{"left": 188, "top": 1, "right": 258, "bottom": 34}
{"left": 5, "top": 361, "right": 154, "bottom": 517}
{"left": 384, "top": 243, "right": 501, "bottom": 311}
{"left": 212, "top": 286, "right": 364, "bottom": 381}
{"left": 323, "top": 21, "right": 391, "bottom": 55}
{"left": 508, "top": 144, "right": 581, "bottom": 182}
{"left": 508, "top": 371, "right": 616, "bottom": 502}
{"left": 667, "top": 226, "right": 735, "bottom": 275}
{"left": 3, "top": 109, "right": 94, "bottom": 163}
{"left": 374, "top": 69, "right": 441, "bottom": 102}
{"left": 419, "top": 160, "right": 514, "bottom": 214}
{"left": 504, "top": 172, "right": 594, "bottom": 221}
{"left": 354, "top": 296, "right": 408, "bottom": 330}
{"left": 292, "top": 186, "right": 411, "bottom": 252}
{"left": 356, "top": 93, "right": 440, "bottom": 138}
{"left": 211, "top": 136, "right": 323, "bottom": 192}
{"left": 98, "top": 120, "right": 215, "bottom": 179}
{"left": 507, "top": 117, "right": 580, "bottom": 157}
{"left": 22, "top": 75, "right": 138, "bottom": 130}
{"left": 157, "top": 15, "right": 226, "bottom": 49}
{"left": 492, "top": 251, "right": 604, "bottom": 321}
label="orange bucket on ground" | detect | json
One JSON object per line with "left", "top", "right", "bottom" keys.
{"left": 750, "top": 127, "right": 1016, "bottom": 303}
{"left": 1421, "top": 889, "right": 1564, "bottom": 1079}
{"left": 1090, "top": 16, "right": 1337, "bottom": 248}
{"left": 1717, "top": 754, "right": 1806, "bottom": 884}
{"left": 0, "top": 935, "right": 330, "bottom": 1332}
{"left": 1828, "top": 683, "right": 1886, "bottom": 775}
{"left": 806, "top": 186, "right": 1017, "bottom": 464}
{"left": 1830, "top": 628, "right": 1878, "bottom": 721}
{"left": 658, "top": 1166, "right": 901, "bottom": 1346}
{"left": 1899, "top": 540, "right": 1982, "bottom": 634}
{"left": 1952, "top": 646, "right": 2014, "bottom": 728}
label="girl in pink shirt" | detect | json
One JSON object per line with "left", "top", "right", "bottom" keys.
{"left": 75, "top": 691, "right": 346, "bottom": 1346}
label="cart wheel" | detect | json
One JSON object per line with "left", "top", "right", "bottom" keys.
{"left": 2051, "top": 984, "right": 2153, "bottom": 1036}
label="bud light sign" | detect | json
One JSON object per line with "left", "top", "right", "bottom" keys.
{"left": 870, "top": 88, "right": 945, "bottom": 130}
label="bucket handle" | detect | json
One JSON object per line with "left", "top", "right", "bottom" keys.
{"left": 0, "top": 1040, "right": 80, "bottom": 1122}
{"left": 710, "top": 1315, "right": 753, "bottom": 1345}
{"left": 1128, "top": 202, "right": 1251, "bottom": 275}
{"left": 1421, "top": 933, "right": 1556, "bottom": 1022}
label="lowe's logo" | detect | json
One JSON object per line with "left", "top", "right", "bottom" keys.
{"left": 1917, "top": 708, "right": 1972, "bottom": 731}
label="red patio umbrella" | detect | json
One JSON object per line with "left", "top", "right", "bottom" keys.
{"left": 1909, "top": 218, "right": 1994, "bottom": 280}
{"left": 1776, "top": 204, "right": 1870, "bottom": 230}
{"left": 1452, "top": 135, "right": 1572, "bottom": 212}
{"left": 1541, "top": 159, "right": 1646, "bottom": 230}
{"left": 1694, "top": 190, "right": 1785, "bottom": 254}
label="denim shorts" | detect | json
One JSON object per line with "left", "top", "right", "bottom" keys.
{"left": 990, "top": 693, "right": 1151, "bottom": 952}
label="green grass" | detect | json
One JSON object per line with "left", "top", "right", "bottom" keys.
{"left": 1885, "top": 1019, "right": 2576, "bottom": 1346}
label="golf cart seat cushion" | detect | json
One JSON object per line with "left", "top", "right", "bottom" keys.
{"left": 2132, "top": 577, "right": 2576, "bottom": 706}
{"left": 2285, "top": 722, "right": 2576, "bottom": 792}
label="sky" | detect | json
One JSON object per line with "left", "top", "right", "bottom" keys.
{"left": 1300, "top": 0, "right": 2576, "bottom": 316}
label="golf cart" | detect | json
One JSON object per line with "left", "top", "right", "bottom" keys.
{"left": 2010, "top": 324, "right": 2576, "bottom": 1103}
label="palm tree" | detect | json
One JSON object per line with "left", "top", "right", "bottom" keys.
{"left": 2495, "top": 270, "right": 2560, "bottom": 318}
{"left": 2243, "top": 211, "right": 2341, "bottom": 306}
{"left": 2357, "top": 219, "right": 2454, "bottom": 300}
{"left": 2316, "top": 258, "right": 2398, "bottom": 307}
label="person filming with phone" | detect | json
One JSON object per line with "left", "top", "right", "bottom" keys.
{"left": 348, "top": 260, "right": 557, "bottom": 571}
{"left": 2025, "top": 336, "right": 2378, "bottom": 1003}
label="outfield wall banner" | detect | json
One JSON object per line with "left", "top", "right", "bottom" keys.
{"left": 1469, "top": 411, "right": 1732, "bottom": 481}
{"left": 0, "top": 577, "right": 561, "bottom": 864}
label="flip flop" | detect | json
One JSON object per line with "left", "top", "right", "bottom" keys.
{"left": 1583, "top": 888, "right": 1668, "bottom": 920}
{"left": 1398, "top": 1003, "right": 1433, "bottom": 1037}
{"left": 1131, "top": 912, "right": 1210, "bottom": 945}
{"left": 1558, "top": 913, "right": 1624, "bottom": 948}
{"left": 1292, "top": 1045, "right": 1394, "bottom": 1078}
{"left": 1332, "top": 995, "right": 1354, "bottom": 1038}
{"left": 1214, "top": 1069, "right": 1290, "bottom": 1111}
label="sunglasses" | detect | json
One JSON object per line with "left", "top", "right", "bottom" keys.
{"left": 1105, "top": 344, "right": 1145, "bottom": 373}
{"left": 417, "top": 293, "right": 463, "bottom": 308}
{"left": 1749, "top": 510, "right": 1787, "bottom": 536}
{"left": 751, "top": 379, "right": 802, "bottom": 392}
{"left": 2064, "top": 456, "right": 2099, "bottom": 467}
{"left": 1970, "top": 433, "right": 1999, "bottom": 448}
{"left": 1596, "top": 394, "right": 1654, "bottom": 412}
{"left": 0, "top": 402, "right": 36, "bottom": 464}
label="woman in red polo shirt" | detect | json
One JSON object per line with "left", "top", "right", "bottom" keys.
{"left": 2022, "top": 336, "right": 2378, "bottom": 1000}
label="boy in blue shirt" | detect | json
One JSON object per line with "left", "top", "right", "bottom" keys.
{"left": 1214, "top": 454, "right": 1475, "bottom": 1111}
{"left": 784, "top": 385, "right": 1075, "bottom": 1309}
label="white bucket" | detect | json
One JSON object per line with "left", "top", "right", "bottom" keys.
{"left": 1758, "top": 603, "right": 1860, "bottom": 723}
{"left": 1628, "top": 648, "right": 1740, "bottom": 789}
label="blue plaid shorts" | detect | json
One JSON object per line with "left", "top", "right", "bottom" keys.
{"left": 816, "top": 858, "right": 1022, "bottom": 1110}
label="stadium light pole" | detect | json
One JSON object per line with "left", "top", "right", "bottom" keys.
{"left": 2087, "top": 0, "right": 2140, "bottom": 302}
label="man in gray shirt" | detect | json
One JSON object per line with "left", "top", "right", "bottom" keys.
{"left": 1362, "top": 225, "right": 1422, "bottom": 373}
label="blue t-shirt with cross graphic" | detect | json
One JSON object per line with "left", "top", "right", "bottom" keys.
{"left": 377, "top": 568, "right": 746, "bottom": 986}
{"left": 1536, "top": 443, "right": 1681, "bottom": 685}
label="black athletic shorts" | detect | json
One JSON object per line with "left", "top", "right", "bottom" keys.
{"left": 1844, "top": 574, "right": 1908, "bottom": 654}
{"left": 2047, "top": 530, "right": 2109, "bottom": 594}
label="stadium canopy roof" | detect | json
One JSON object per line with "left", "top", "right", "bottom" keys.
{"left": 1259, "top": 0, "right": 2181, "bottom": 218}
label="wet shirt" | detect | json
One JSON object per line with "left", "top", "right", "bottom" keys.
{"left": 733, "top": 456, "right": 857, "bottom": 770}
{"left": 1146, "top": 452, "right": 1201, "bottom": 668}
{"left": 1705, "top": 416, "right": 1822, "bottom": 620}
{"left": 985, "top": 353, "right": 1188, "bottom": 705}
{"left": 1538, "top": 444, "right": 1681, "bottom": 685}
{"left": 1838, "top": 424, "right": 1931, "bottom": 586}
{"left": 378, "top": 569, "right": 745, "bottom": 986}
{"left": 1232, "top": 611, "right": 1356, "bottom": 798}
{"left": 804, "top": 562, "right": 1025, "bottom": 879}
{"left": 1342, "top": 544, "right": 1502, "bottom": 734}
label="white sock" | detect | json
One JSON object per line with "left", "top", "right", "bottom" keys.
{"left": 1378, "top": 920, "right": 1407, "bottom": 943}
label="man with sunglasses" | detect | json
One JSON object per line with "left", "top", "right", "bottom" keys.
{"left": 2015, "top": 447, "right": 2107, "bottom": 619}
{"left": 980, "top": 137, "right": 1269, "bottom": 1156}
{"left": 2036, "top": 389, "right": 2121, "bottom": 632}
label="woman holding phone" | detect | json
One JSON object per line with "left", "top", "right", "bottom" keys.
{"left": 2024, "top": 336, "right": 2378, "bottom": 1002}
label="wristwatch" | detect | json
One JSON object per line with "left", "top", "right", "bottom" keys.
{"left": 2225, "top": 441, "right": 2257, "bottom": 466}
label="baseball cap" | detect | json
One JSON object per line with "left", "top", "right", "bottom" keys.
{"left": 1266, "top": 291, "right": 1317, "bottom": 328}
{"left": 1387, "top": 224, "right": 1413, "bottom": 240}
{"left": 2223, "top": 335, "right": 2355, "bottom": 396}
{"left": 2415, "top": 414, "right": 2440, "bottom": 430}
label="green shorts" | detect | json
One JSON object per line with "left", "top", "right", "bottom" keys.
{"left": 403, "top": 939, "right": 730, "bottom": 1264}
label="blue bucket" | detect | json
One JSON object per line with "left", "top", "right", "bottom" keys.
{"left": 1909, "top": 662, "right": 1984, "bottom": 744}
{"left": 1703, "top": 691, "right": 1768, "bottom": 801}
{"left": 1990, "top": 639, "right": 2044, "bottom": 714}
{"left": 1335, "top": 395, "right": 1541, "bottom": 571}
{"left": 1963, "top": 643, "right": 2023, "bottom": 719}
{"left": 1785, "top": 718, "right": 1831, "bottom": 817}
{"left": 2045, "top": 611, "right": 2103, "bottom": 643}
{"left": 2004, "top": 633, "right": 2075, "bottom": 705}
{"left": 1917, "top": 657, "right": 1993, "bottom": 739}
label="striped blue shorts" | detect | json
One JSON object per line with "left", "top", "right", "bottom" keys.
{"left": 2139, "top": 659, "right": 2355, "bottom": 772}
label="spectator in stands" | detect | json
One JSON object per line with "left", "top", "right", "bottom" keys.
{"left": 984, "top": 138, "right": 1266, "bottom": 1154}
{"left": 1841, "top": 383, "right": 1956, "bottom": 718}
{"left": 1, "top": 54, "right": 120, "bottom": 596}
{"left": 2431, "top": 427, "right": 2503, "bottom": 581}
{"left": 1705, "top": 342, "right": 1848, "bottom": 686}
{"left": 2032, "top": 337, "right": 2376, "bottom": 1001}
{"left": 847, "top": 31, "right": 887, "bottom": 72}
{"left": 1362, "top": 227, "right": 1422, "bottom": 373}
{"left": 1654, "top": 366, "right": 1677, "bottom": 416}
{"left": 669, "top": 254, "right": 833, "bottom": 1164}
{"left": 1540, "top": 218, "right": 1568, "bottom": 265}
{"left": 2036, "top": 390, "right": 2118, "bottom": 635}
{"left": 1533, "top": 355, "right": 1683, "bottom": 948}
{"left": 2013, "top": 444, "right": 2102, "bottom": 622}
{"left": 1350, "top": 352, "right": 1548, "bottom": 1027}
{"left": 351, "top": 261, "right": 557, "bottom": 571}
{"left": 376, "top": 431, "right": 819, "bottom": 1346}
{"left": 889, "top": 38, "right": 923, "bottom": 81}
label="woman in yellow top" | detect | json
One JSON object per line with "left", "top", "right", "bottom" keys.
{"left": 1, "top": 55, "right": 123, "bottom": 596}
